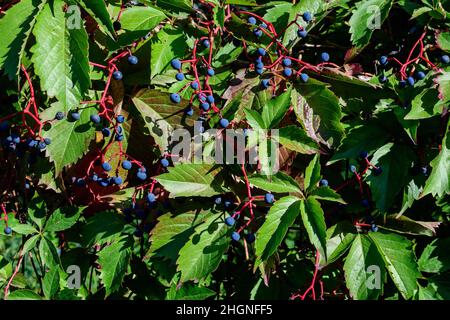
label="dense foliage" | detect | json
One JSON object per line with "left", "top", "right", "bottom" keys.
{"left": 0, "top": 0, "right": 449, "bottom": 301}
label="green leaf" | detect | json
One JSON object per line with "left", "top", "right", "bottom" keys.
{"left": 45, "top": 206, "right": 82, "bottom": 232}
{"left": 147, "top": 210, "right": 211, "bottom": 261}
{"left": 422, "top": 123, "right": 450, "bottom": 197}
{"left": 405, "top": 88, "right": 441, "bottom": 120}
{"left": 368, "top": 232, "right": 420, "bottom": 300}
{"left": 320, "top": 222, "right": 356, "bottom": 266}
{"left": 167, "top": 283, "right": 216, "bottom": 300}
{"left": 7, "top": 222, "right": 38, "bottom": 235}
{"left": 262, "top": 88, "right": 291, "bottom": 129}
{"left": 98, "top": 237, "right": 132, "bottom": 297}
{"left": 436, "top": 31, "right": 450, "bottom": 52}
{"left": 43, "top": 107, "right": 96, "bottom": 174}
{"left": 22, "top": 235, "right": 41, "bottom": 255}
{"left": 177, "top": 214, "right": 231, "bottom": 282}
{"left": 81, "top": 211, "right": 126, "bottom": 247}
{"left": 418, "top": 238, "right": 450, "bottom": 274}
{"left": 7, "top": 289, "right": 44, "bottom": 300}
{"left": 255, "top": 196, "right": 302, "bottom": 266}
{"left": 304, "top": 154, "right": 321, "bottom": 192}
{"left": 300, "top": 197, "right": 327, "bottom": 260}
{"left": 155, "top": 164, "right": 230, "bottom": 198}
{"left": 150, "top": 26, "right": 185, "bottom": 79}
{"left": 328, "top": 122, "right": 389, "bottom": 164}
{"left": 349, "top": 0, "right": 393, "bottom": 48}
{"left": 31, "top": 0, "right": 90, "bottom": 112}
{"left": 42, "top": 267, "right": 60, "bottom": 299}
{"left": 39, "top": 236, "right": 60, "bottom": 268}
{"left": 76, "top": 0, "right": 115, "bottom": 39}
{"left": 367, "top": 143, "right": 414, "bottom": 212}
{"left": 248, "top": 172, "right": 302, "bottom": 194}
{"left": 244, "top": 108, "right": 266, "bottom": 129}
{"left": 114, "top": 6, "right": 166, "bottom": 49}
{"left": 155, "top": 0, "right": 193, "bottom": 13}
{"left": 343, "top": 234, "right": 386, "bottom": 300}
{"left": 295, "top": 79, "right": 344, "bottom": 145}
{"left": 132, "top": 89, "right": 199, "bottom": 150}
{"left": 310, "top": 186, "right": 346, "bottom": 204}
{"left": 382, "top": 215, "right": 440, "bottom": 237}
{"left": 278, "top": 126, "right": 319, "bottom": 154}
{"left": 0, "top": 0, "right": 46, "bottom": 80}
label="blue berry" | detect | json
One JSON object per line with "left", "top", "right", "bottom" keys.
{"left": 202, "top": 39, "right": 210, "bottom": 48}
{"left": 161, "top": 158, "right": 170, "bottom": 167}
{"left": 147, "top": 192, "right": 156, "bottom": 203}
{"left": 373, "top": 166, "right": 383, "bottom": 176}
{"left": 136, "top": 171, "right": 147, "bottom": 181}
{"left": 191, "top": 81, "right": 199, "bottom": 90}
{"left": 38, "top": 142, "right": 47, "bottom": 150}
{"left": 407, "top": 76, "right": 415, "bottom": 87}
{"left": 416, "top": 71, "right": 425, "bottom": 80}
{"left": 303, "top": 11, "right": 312, "bottom": 22}
{"left": 371, "top": 224, "right": 379, "bottom": 232}
{"left": 297, "top": 30, "right": 308, "bottom": 38}
{"left": 201, "top": 103, "right": 210, "bottom": 111}
{"left": 207, "top": 68, "right": 215, "bottom": 77}
{"left": 176, "top": 73, "right": 185, "bottom": 81}
{"left": 319, "top": 179, "right": 328, "bottom": 187}
{"left": 185, "top": 108, "right": 194, "bottom": 116}
{"left": 215, "top": 197, "right": 222, "bottom": 205}
{"left": 256, "top": 68, "right": 264, "bottom": 75}
{"left": 219, "top": 118, "right": 229, "bottom": 128}
{"left": 379, "top": 75, "right": 388, "bottom": 83}
{"left": 113, "top": 176, "right": 123, "bottom": 185}
{"left": 171, "top": 59, "right": 182, "bottom": 69}
{"left": 225, "top": 216, "right": 235, "bottom": 226}
{"left": 76, "top": 178, "right": 86, "bottom": 187}
{"left": 359, "top": 151, "right": 368, "bottom": 158}
{"left": 256, "top": 62, "right": 264, "bottom": 69}
{"left": 71, "top": 112, "right": 81, "bottom": 121}
{"left": 361, "top": 199, "right": 370, "bottom": 208}
{"left": 248, "top": 17, "right": 257, "bottom": 25}
{"left": 206, "top": 95, "right": 215, "bottom": 104}
{"left": 399, "top": 80, "right": 407, "bottom": 88}
{"left": 116, "top": 115, "right": 125, "bottom": 123}
{"left": 90, "top": 114, "right": 101, "bottom": 124}
{"left": 349, "top": 165, "right": 357, "bottom": 173}
{"left": 170, "top": 93, "right": 181, "bottom": 104}
{"left": 253, "top": 28, "right": 263, "bottom": 37}
{"left": 122, "top": 160, "right": 132, "bottom": 170}
{"left": 257, "top": 48, "right": 266, "bottom": 56}
{"left": 55, "top": 112, "right": 65, "bottom": 120}
{"left": 260, "top": 23, "right": 267, "bottom": 29}
{"left": 300, "top": 73, "right": 309, "bottom": 83}
{"left": 320, "top": 52, "right": 330, "bottom": 62}
{"left": 113, "top": 71, "right": 123, "bottom": 80}
{"left": 224, "top": 200, "right": 232, "bottom": 208}
{"left": 128, "top": 55, "right": 139, "bottom": 65}
{"left": 246, "top": 233, "right": 256, "bottom": 243}
{"left": 102, "top": 128, "right": 111, "bottom": 137}
{"left": 4, "top": 227, "right": 12, "bottom": 235}
{"left": 441, "top": 55, "right": 450, "bottom": 64}
{"left": 283, "top": 68, "right": 293, "bottom": 77}
{"left": 264, "top": 193, "right": 275, "bottom": 204}
{"left": 379, "top": 56, "right": 388, "bottom": 66}
{"left": 282, "top": 58, "right": 292, "bottom": 67}
{"left": 44, "top": 138, "right": 51, "bottom": 145}
{"left": 261, "top": 79, "right": 270, "bottom": 89}
{"left": 115, "top": 134, "right": 124, "bottom": 142}
{"left": 102, "top": 162, "right": 112, "bottom": 171}
{"left": 231, "top": 232, "right": 241, "bottom": 241}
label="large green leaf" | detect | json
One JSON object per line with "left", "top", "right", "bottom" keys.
{"left": 39, "top": 236, "right": 60, "bottom": 268}
{"left": 98, "top": 237, "right": 132, "bottom": 297}
{"left": 422, "top": 123, "right": 450, "bottom": 197}
{"left": 367, "top": 143, "right": 414, "bottom": 212}
{"left": 31, "top": 0, "right": 90, "bottom": 112}
{"left": 167, "top": 283, "right": 216, "bottom": 300}
{"left": 300, "top": 197, "right": 327, "bottom": 260}
{"left": 349, "top": 0, "right": 393, "bottom": 49}
{"left": 147, "top": 210, "right": 211, "bottom": 261}
{"left": 320, "top": 222, "right": 356, "bottom": 266}
{"left": 248, "top": 172, "right": 302, "bottom": 194}
{"left": 176, "top": 214, "right": 231, "bottom": 282}
{"left": 368, "top": 232, "right": 420, "bottom": 300}
{"left": 42, "top": 267, "right": 60, "bottom": 300}
{"left": 0, "top": 0, "right": 46, "bottom": 80}
{"left": 255, "top": 196, "right": 302, "bottom": 266}
{"left": 261, "top": 89, "right": 291, "bottom": 129}
{"left": 418, "top": 238, "right": 450, "bottom": 274}
{"left": 76, "top": 0, "right": 115, "bottom": 38}
{"left": 150, "top": 26, "right": 186, "bottom": 79}
{"left": 304, "top": 154, "right": 321, "bottom": 192}
{"left": 45, "top": 206, "right": 82, "bottom": 232}
{"left": 155, "top": 164, "right": 230, "bottom": 198}
{"left": 43, "top": 107, "right": 96, "bottom": 174}
{"left": 343, "top": 234, "right": 386, "bottom": 300}
{"left": 7, "top": 289, "right": 44, "bottom": 300}
{"left": 132, "top": 89, "right": 200, "bottom": 150}
{"left": 278, "top": 126, "right": 319, "bottom": 155}
{"left": 81, "top": 211, "right": 126, "bottom": 247}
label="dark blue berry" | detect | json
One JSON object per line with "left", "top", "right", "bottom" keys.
{"left": 282, "top": 58, "right": 292, "bottom": 67}
{"left": 248, "top": 17, "right": 257, "bottom": 25}
{"left": 264, "top": 193, "right": 275, "bottom": 204}
{"left": 90, "top": 114, "right": 101, "bottom": 124}
{"left": 191, "top": 81, "right": 199, "bottom": 90}
{"left": 202, "top": 39, "right": 210, "bottom": 48}
{"left": 231, "top": 232, "right": 240, "bottom": 241}
{"left": 4, "top": 227, "right": 12, "bottom": 235}
{"left": 253, "top": 28, "right": 263, "bottom": 37}
{"left": 44, "top": 138, "right": 51, "bottom": 145}
{"left": 373, "top": 166, "right": 383, "bottom": 176}
{"left": 185, "top": 108, "right": 194, "bottom": 116}
{"left": 283, "top": 68, "right": 293, "bottom": 77}
{"left": 320, "top": 52, "right": 330, "bottom": 62}
{"left": 407, "top": 76, "right": 415, "bottom": 87}
{"left": 136, "top": 171, "right": 147, "bottom": 181}
{"left": 128, "top": 55, "right": 138, "bottom": 65}
{"left": 147, "top": 192, "right": 156, "bottom": 203}
{"left": 379, "top": 75, "right": 387, "bottom": 83}
{"left": 176, "top": 73, "right": 185, "bottom": 81}
{"left": 300, "top": 73, "right": 309, "bottom": 83}
{"left": 55, "top": 112, "right": 65, "bottom": 120}
{"left": 113, "top": 176, "right": 123, "bottom": 185}
{"left": 303, "top": 11, "right": 312, "bottom": 22}
{"left": 361, "top": 199, "right": 370, "bottom": 207}
{"left": 441, "top": 55, "right": 450, "bottom": 64}
{"left": 257, "top": 48, "right": 266, "bottom": 56}
{"left": 416, "top": 71, "right": 426, "bottom": 80}
{"left": 171, "top": 59, "right": 182, "bottom": 69}
{"left": 102, "top": 162, "right": 112, "bottom": 171}
{"left": 113, "top": 71, "right": 123, "bottom": 81}
{"left": 319, "top": 179, "right": 328, "bottom": 187}
{"left": 207, "top": 68, "right": 215, "bottom": 77}
{"left": 225, "top": 216, "right": 235, "bottom": 226}
{"left": 116, "top": 115, "right": 125, "bottom": 123}
{"left": 297, "top": 30, "right": 307, "bottom": 38}
{"left": 349, "top": 165, "right": 357, "bottom": 173}
{"left": 359, "top": 151, "right": 368, "bottom": 159}
{"left": 201, "top": 103, "right": 210, "bottom": 111}
{"left": 161, "top": 159, "right": 170, "bottom": 167}
{"left": 246, "top": 233, "right": 256, "bottom": 243}
{"left": 261, "top": 79, "right": 270, "bottom": 88}
{"left": 215, "top": 197, "right": 222, "bottom": 205}
{"left": 122, "top": 160, "right": 132, "bottom": 170}
{"left": 219, "top": 118, "right": 229, "bottom": 128}
{"left": 170, "top": 93, "right": 181, "bottom": 104}
{"left": 71, "top": 112, "right": 81, "bottom": 121}
{"left": 102, "top": 128, "right": 111, "bottom": 137}
{"left": 379, "top": 56, "right": 388, "bottom": 66}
